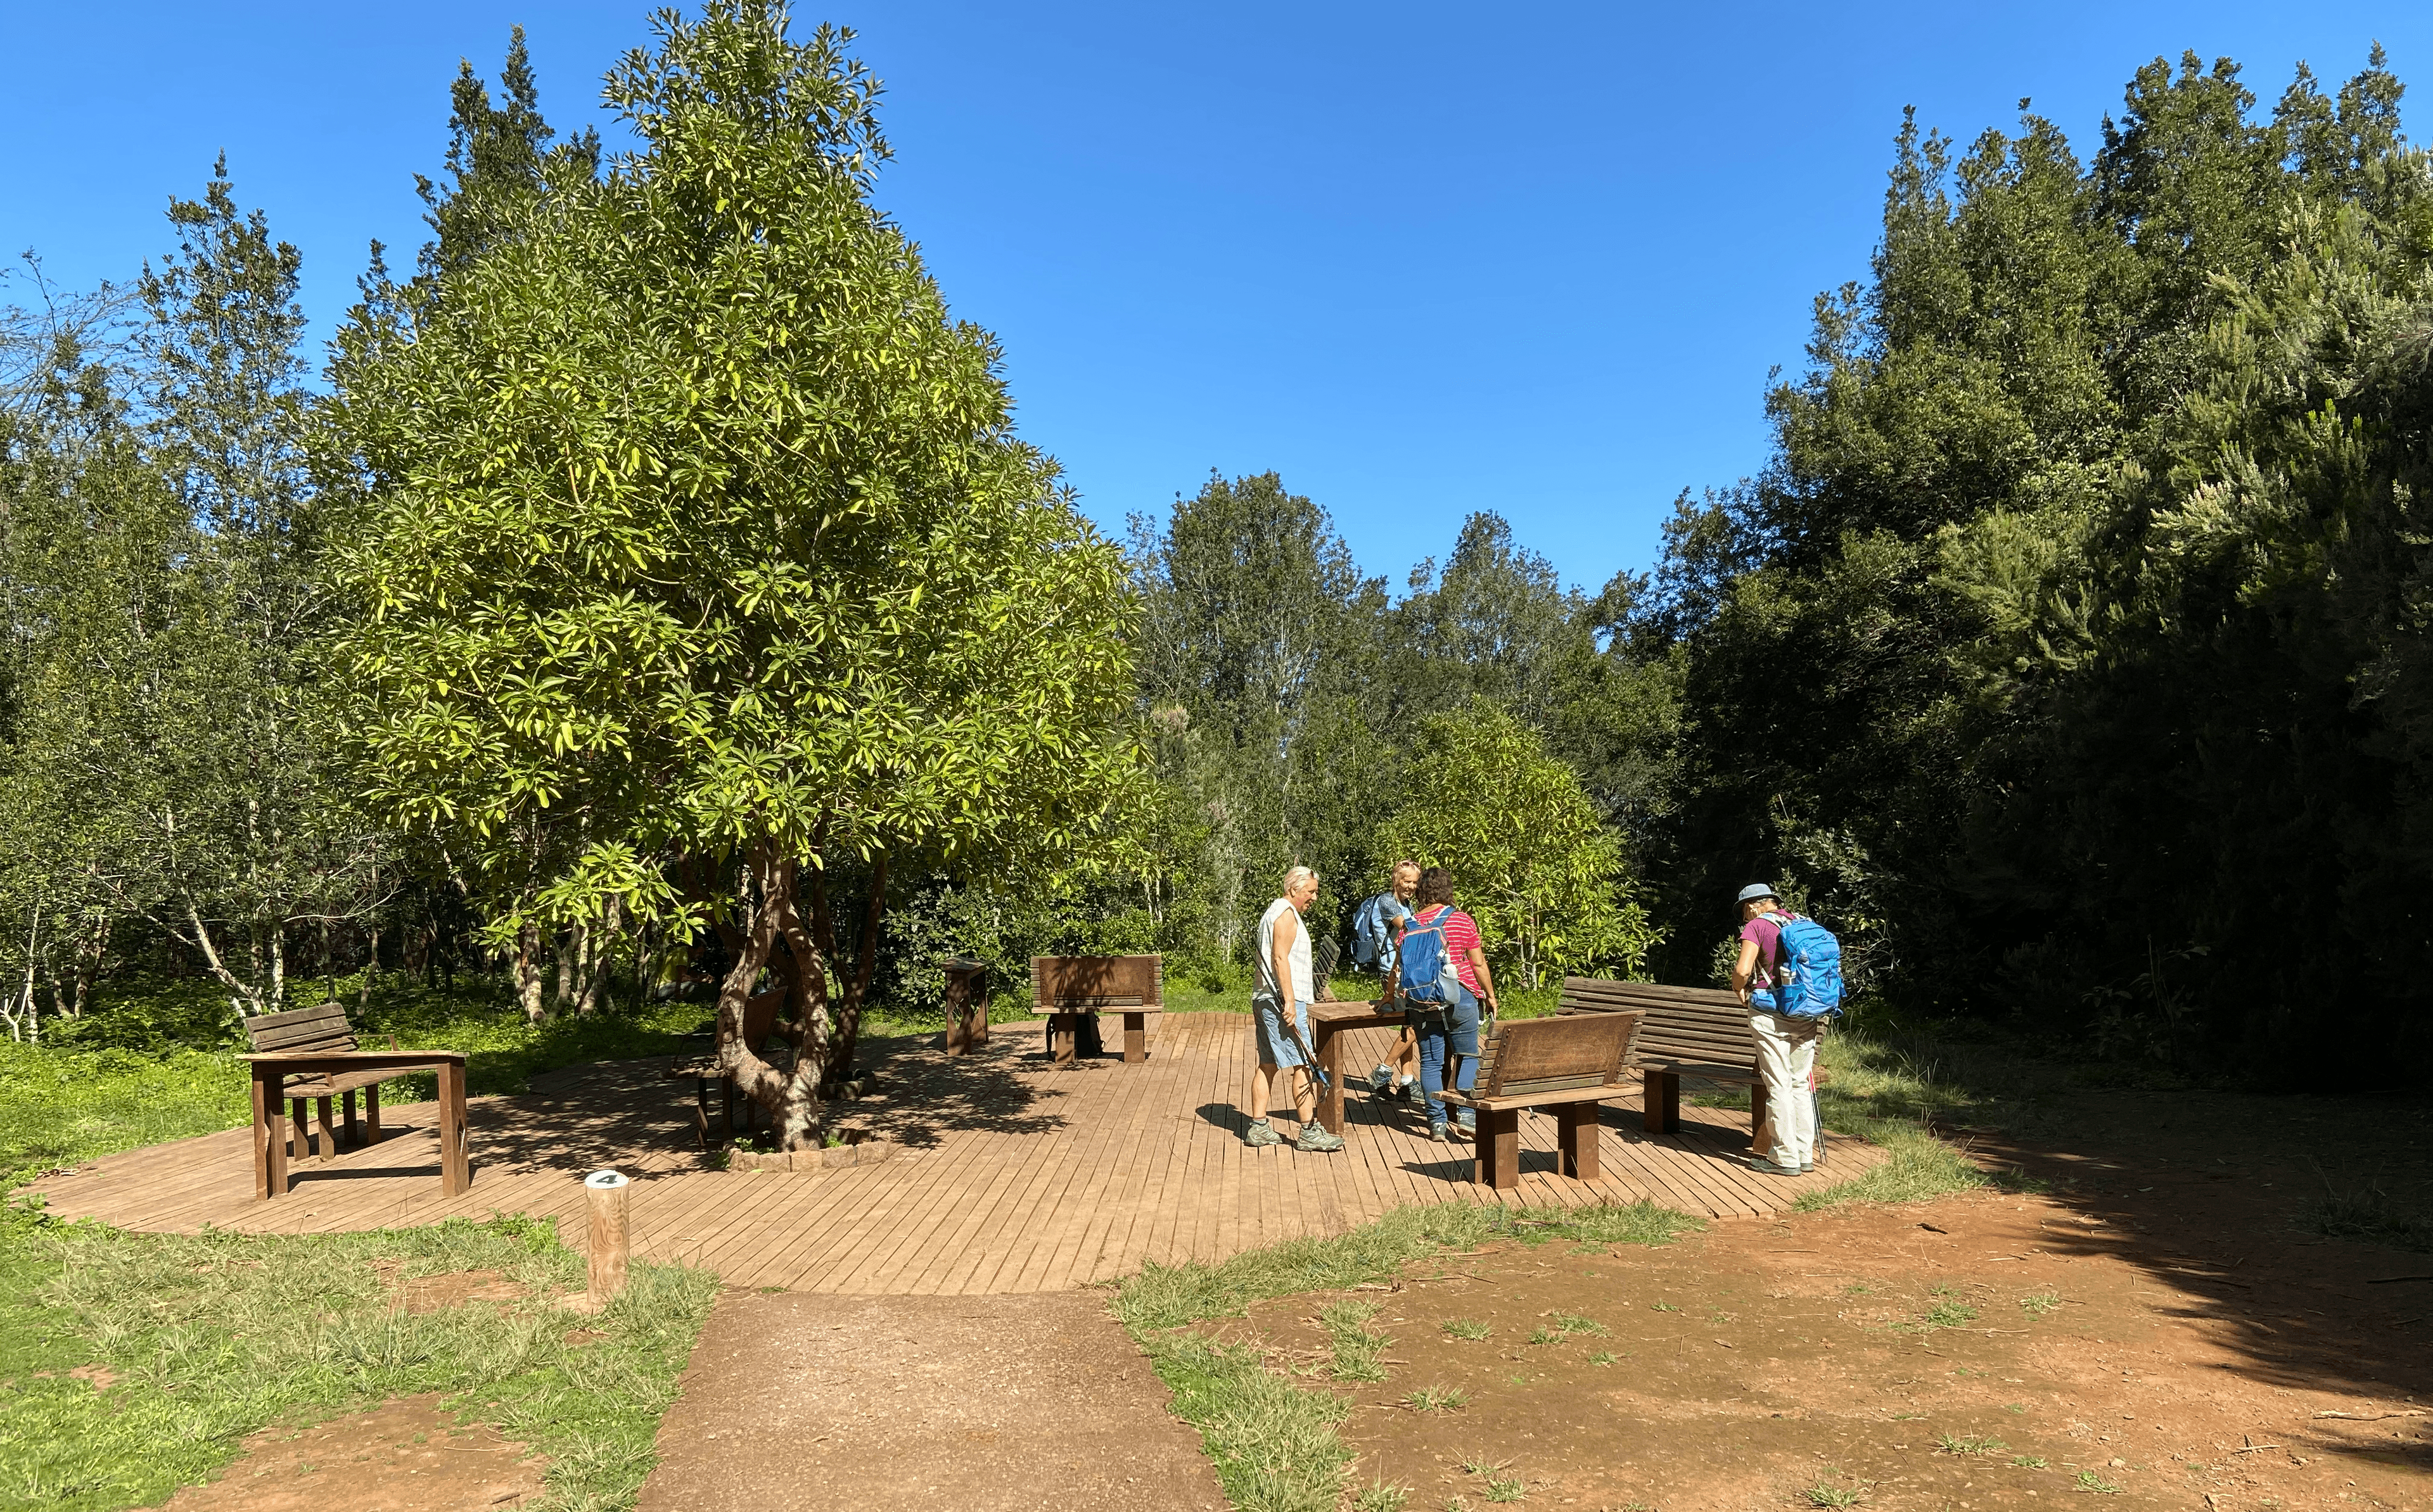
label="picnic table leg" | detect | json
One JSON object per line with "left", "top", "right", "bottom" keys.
{"left": 1556, "top": 1102, "right": 1599, "bottom": 1179}
{"left": 342, "top": 1090, "right": 360, "bottom": 1150}
{"left": 290, "top": 1097, "right": 312, "bottom": 1164}
{"left": 1123, "top": 1010, "right": 1147, "bottom": 1065}
{"left": 316, "top": 1095, "right": 340, "bottom": 1162}
{"left": 1314, "top": 1023, "right": 1346, "bottom": 1134}
{"left": 365, "top": 1083, "right": 383, "bottom": 1145}
{"left": 438, "top": 1060, "right": 469, "bottom": 1196}
{"left": 253, "top": 1067, "right": 286, "bottom": 1199}
{"left": 1477, "top": 1107, "right": 1520, "bottom": 1190}
{"left": 1642, "top": 1070, "right": 1680, "bottom": 1133}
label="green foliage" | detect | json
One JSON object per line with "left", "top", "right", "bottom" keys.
{"left": 1135, "top": 1331, "right": 1351, "bottom": 1512}
{"left": 1377, "top": 701, "right": 1659, "bottom": 988}
{"left": 0, "top": 1209, "right": 717, "bottom": 1511}
{"left": 1645, "top": 46, "right": 2433, "bottom": 1080}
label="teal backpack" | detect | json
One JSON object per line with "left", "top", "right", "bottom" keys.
{"left": 1757, "top": 912, "right": 1846, "bottom": 1019}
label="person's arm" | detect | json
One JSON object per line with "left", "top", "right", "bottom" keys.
{"left": 1730, "top": 934, "right": 1761, "bottom": 1003}
{"left": 1272, "top": 908, "right": 1301, "bottom": 1006}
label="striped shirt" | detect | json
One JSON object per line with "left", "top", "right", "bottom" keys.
{"left": 1411, "top": 905, "right": 1484, "bottom": 994}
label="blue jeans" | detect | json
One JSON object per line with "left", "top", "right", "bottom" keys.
{"left": 1414, "top": 981, "right": 1480, "bottom": 1130}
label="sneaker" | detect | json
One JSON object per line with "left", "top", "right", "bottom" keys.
{"left": 1368, "top": 1064, "right": 1395, "bottom": 1093}
{"left": 1748, "top": 1157, "right": 1802, "bottom": 1176}
{"left": 1400, "top": 1078, "right": 1424, "bottom": 1105}
{"left": 1799, "top": 1161, "right": 1815, "bottom": 1174}
{"left": 1294, "top": 1124, "right": 1346, "bottom": 1153}
{"left": 1425, "top": 1123, "right": 1448, "bottom": 1143}
{"left": 1244, "top": 1118, "right": 1284, "bottom": 1148}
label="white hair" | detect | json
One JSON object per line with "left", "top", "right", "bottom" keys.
{"left": 1283, "top": 865, "right": 1317, "bottom": 893}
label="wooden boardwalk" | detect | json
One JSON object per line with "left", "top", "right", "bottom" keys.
{"left": 28, "top": 1013, "right": 1881, "bottom": 1293}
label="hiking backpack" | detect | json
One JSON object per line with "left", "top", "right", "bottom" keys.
{"left": 1396, "top": 908, "right": 1459, "bottom": 1006}
{"left": 1763, "top": 912, "right": 1846, "bottom": 1019}
{"left": 1350, "top": 892, "right": 1404, "bottom": 972}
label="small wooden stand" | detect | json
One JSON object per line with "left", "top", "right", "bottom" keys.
{"left": 943, "top": 958, "right": 990, "bottom": 1055}
{"left": 585, "top": 1169, "right": 631, "bottom": 1306}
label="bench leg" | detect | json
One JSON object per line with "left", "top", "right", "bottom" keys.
{"left": 1555, "top": 1102, "right": 1600, "bottom": 1179}
{"left": 1049, "top": 1013, "right": 1076, "bottom": 1064}
{"left": 1476, "top": 1108, "right": 1521, "bottom": 1190}
{"left": 1750, "top": 1075, "right": 1770, "bottom": 1154}
{"left": 1123, "top": 1010, "right": 1147, "bottom": 1065}
{"left": 290, "top": 1097, "right": 312, "bottom": 1161}
{"left": 1642, "top": 1070, "right": 1680, "bottom": 1133}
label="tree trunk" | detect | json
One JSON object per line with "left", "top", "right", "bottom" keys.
{"left": 817, "top": 856, "right": 888, "bottom": 1089}
{"left": 553, "top": 927, "right": 578, "bottom": 1007}
{"left": 269, "top": 918, "right": 286, "bottom": 1010}
{"left": 515, "top": 922, "right": 546, "bottom": 1024}
{"left": 718, "top": 847, "right": 829, "bottom": 1151}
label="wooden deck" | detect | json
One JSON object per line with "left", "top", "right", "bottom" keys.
{"left": 28, "top": 1012, "right": 1882, "bottom": 1293}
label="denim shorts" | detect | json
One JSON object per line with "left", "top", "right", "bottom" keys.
{"left": 1253, "top": 995, "right": 1309, "bottom": 1068}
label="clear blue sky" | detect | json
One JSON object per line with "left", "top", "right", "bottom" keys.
{"left": 4, "top": 2, "right": 2424, "bottom": 592}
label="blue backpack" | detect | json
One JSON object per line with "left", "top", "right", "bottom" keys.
{"left": 1759, "top": 912, "right": 1846, "bottom": 1019}
{"left": 1350, "top": 892, "right": 1407, "bottom": 972}
{"left": 1397, "top": 908, "right": 1458, "bottom": 1006}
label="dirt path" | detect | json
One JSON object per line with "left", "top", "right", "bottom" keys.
{"left": 634, "top": 1290, "right": 1223, "bottom": 1512}
{"left": 159, "top": 1394, "right": 545, "bottom": 1511}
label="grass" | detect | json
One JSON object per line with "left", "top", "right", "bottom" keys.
{"left": 1919, "top": 1299, "right": 1980, "bottom": 1330}
{"left": 1402, "top": 1384, "right": 1468, "bottom": 1413}
{"left": 0, "top": 1204, "right": 716, "bottom": 1511}
{"left": 1319, "top": 1300, "right": 1391, "bottom": 1383}
{"left": 2012, "top": 1454, "right": 2050, "bottom": 1468}
{"left": 1113, "top": 1200, "right": 1699, "bottom": 1512}
{"left": 1587, "top": 1350, "right": 1618, "bottom": 1366}
{"left": 2075, "top": 1470, "right": 2123, "bottom": 1493}
{"left": 1804, "top": 1486, "right": 1867, "bottom": 1509}
{"left": 2019, "top": 1291, "right": 2062, "bottom": 1318}
{"left": 2299, "top": 1172, "right": 2433, "bottom": 1252}
{"left": 1936, "top": 1432, "right": 2008, "bottom": 1455}
{"left": 1527, "top": 1312, "right": 1607, "bottom": 1345}
{"left": 1351, "top": 1482, "right": 1410, "bottom": 1512}
{"left": 1441, "top": 1318, "right": 1491, "bottom": 1340}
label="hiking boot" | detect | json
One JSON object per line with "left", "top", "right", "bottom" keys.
{"left": 1294, "top": 1124, "right": 1346, "bottom": 1153}
{"left": 1400, "top": 1078, "right": 1424, "bottom": 1105}
{"left": 1244, "top": 1118, "right": 1284, "bottom": 1148}
{"left": 1748, "top": 1157, "right": 1801, "bottom": 1176}
{"left": 1368, "top": 1064, "right": 1395, "bottom": 1093}
{"left": 1799, "top": 1160, "right": 1815, "bottom": 1173}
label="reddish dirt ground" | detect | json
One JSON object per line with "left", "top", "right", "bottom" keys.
{"left": 1214, "top": 1084, "right": 2433, "bottom": 1511}
{"left": 159, "top": 1393, "right": 546, "bottom": 1512}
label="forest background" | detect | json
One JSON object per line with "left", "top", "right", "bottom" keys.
{"left": 6, "top": 7, "right": 2432, "bottom": 1105}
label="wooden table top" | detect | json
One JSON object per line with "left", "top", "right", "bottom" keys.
{"left": 1307, "top": 999, "right": 1404, "bottom": 1027}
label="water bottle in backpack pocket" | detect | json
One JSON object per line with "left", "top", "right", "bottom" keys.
{"left": 1759, "top": 912, "right": 1846, "bottom": 1019}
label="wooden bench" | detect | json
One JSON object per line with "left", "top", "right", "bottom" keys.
{"left": 1031, "top": 955, "right": 1161, "bottom": 1064}
{"left": 1557, "top": 977, "right": 1827, "bottom": 1165}
{"left": 1433, "top": 1012, "right": 1644, "bottom": 1189}
{"left": 942, "top": 958, "right": 990, "bottom": 1055}
{"left": 241, "top": 1001, "right": 405, "bottom": 1160}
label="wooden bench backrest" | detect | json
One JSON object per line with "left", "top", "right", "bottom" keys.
{"left": 1474, "top": 1012, "right": 1644, "bottom": 1099}
{"left": 1032, "top": 954, "right": 1163, "bottom": 1010}
{"left": 242, "top": 1001, "right": 359, "bottom": 1057}
{"left": 1557, "top": 977, "right": 1754, "bottom": 1067}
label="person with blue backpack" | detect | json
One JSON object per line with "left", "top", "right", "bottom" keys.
{"left": 1728, "top": 882, "right": 1845, "bottom": 1176}
{"left": 1397, "top": 867, "right": 1499, "bottom": 1142}
{"left": 1350, "top": 860, "right": 1423, "bottom": 1105}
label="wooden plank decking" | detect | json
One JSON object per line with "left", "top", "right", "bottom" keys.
{"left": 27, "top": 1012, "right": 1881, "bottom": 1293}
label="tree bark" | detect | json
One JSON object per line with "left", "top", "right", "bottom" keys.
{"left": 718, "top": 847, "right": 829, "bottom": 1151}
{"left": 515, "top": 922, "right": 546, "bottom": 1023}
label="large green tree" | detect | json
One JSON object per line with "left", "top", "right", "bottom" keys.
{"left": 328, "top": 3, "right": 1137, "bottom": 1145}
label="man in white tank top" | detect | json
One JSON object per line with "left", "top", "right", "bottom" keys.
{"left": 1243, "top": 866, "right": 1344, "bottom": 1152}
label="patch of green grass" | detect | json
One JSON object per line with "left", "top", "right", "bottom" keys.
{"left": 1133, "top": 1331, "right": 1351, "bottom": 1512}
{"left": 1649, "top": 1300, "right": 1680, "bottom": 1312}
{"left": 2012, "top": 1454, "right": 2049, "bottom": 1468}
{"left": 1402, "top": 1384, "right": 1468, "bottom": 1413}
{"left": 1441, "top": 1318, "right": 1491, "bottom": 1340}
{"left": 1459, "top": 1452, "right": 1507, "bottom": 1475}
{"left": 1919, "top": 1299, "right": 1980, "bottom": 1329}
{"left": 1351, "top": 1482, "right": 1410, "bottom": 1512}
{"left": 1787, "top": 1024, "right": 2067, "bottom": 1211}
{"left": 1587, "top": 1350, "right": 1618, "bottom": 1366}
{"left": 1804, "top": 1483, "right": 1867, "bottom": 1508}
{"left": 1114, "top": 1200, "right": 1700, "bottom": 1334}
{"left": 1936, "top": 1432, "right": 2008, "bottom": 1455}
{"left": 1114, "top": 1201, "right": 1697, "bottom": 1512}
{"left": 1319, "top": 1299, "right": 1390, "bottom": 1383}
{"left": 0, "top": 1204, "right": 715, "bottom": 1511}
{"left": 2019, "top": 1290, "right": 2061, "bottom": 1318}
{"left": 1481, "top": 1470, "right": 1526, "bottom": 1502}
{"left": 1549, "top": 1311, "right": 1608, "bottom": 1338}
{"left": 2075, "top": 1470, "right": 2123, "bottom": 1493}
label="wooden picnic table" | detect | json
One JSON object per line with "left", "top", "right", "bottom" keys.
{"left": 245, "top": 1051, "right": 469, "bottom": 1200}
{"left": 1306, "top": 998, "right": 1408, "bottom": 1134}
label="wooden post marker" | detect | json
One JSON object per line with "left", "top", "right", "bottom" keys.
{"left": 584, "top": 1169, "right": 631, "bottom": 1307}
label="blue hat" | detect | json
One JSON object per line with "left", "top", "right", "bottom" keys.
{"left": 1736, "top": 882, "right": 1778, "bottom": 905}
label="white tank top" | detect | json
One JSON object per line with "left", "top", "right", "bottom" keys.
{"left": 1256, "top": 897, "right": 1314, "bottom": 1005}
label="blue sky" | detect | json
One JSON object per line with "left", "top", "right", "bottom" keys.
{"left": 4, "top": 2, "right": 2425, "bottom": 593}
